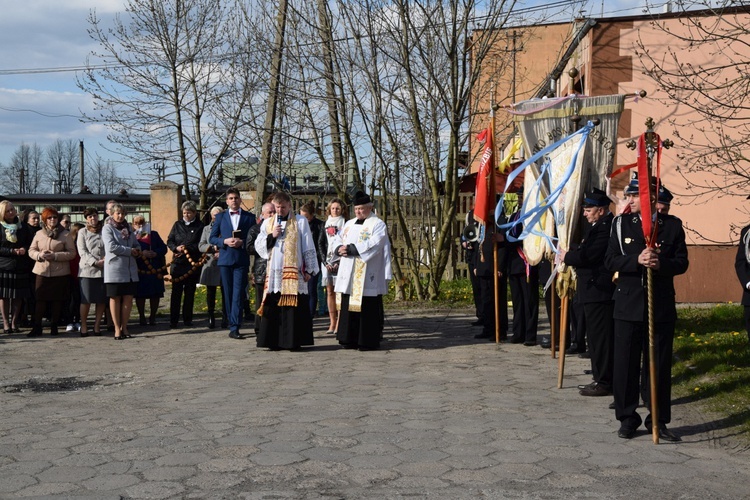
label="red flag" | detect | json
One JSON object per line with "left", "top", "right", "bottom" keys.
{"left": 636, "top": 133, "right": 662, "bottom": 247}
{"left": 474, "top": 126, "right": 494, "bottom": 227}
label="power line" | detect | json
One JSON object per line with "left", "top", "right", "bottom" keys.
{"left": 0, "top": 0, "right": 655, "bottom": 78}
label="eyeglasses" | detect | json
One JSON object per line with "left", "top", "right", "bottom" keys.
{"left": 47, "top": 216, "right": 59, "bottom": 220}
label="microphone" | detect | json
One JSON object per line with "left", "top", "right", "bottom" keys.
{"left": 277, "top": 215, "right": 285, "bottom": 236}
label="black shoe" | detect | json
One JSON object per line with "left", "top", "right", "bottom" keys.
{"left": 617, "top": 426, "right": 637, "bottom": 439}
{"left": 565, "top": 344, "right": 583, "bottom": 355}
{"left": 184, "top": 321, "right": 193, "bottom": 327}
{"left": 149, "top": 316, "right": 157, "bottom": 326}
{"left": 578, "top": 382, "right": 596, "bottom": 390}
{"left": 540, "top": 338, "right": 558, "bottom": 349}
{"left": 474, "top": 332, "right": 491, "bottom": 339}
{"left": 228, "top": 331, "right": 245, "bottom": 340}
{"left": 208, "top": 313, "right": 215, "bottom": 329}
{"left": 584, "top": 369, "right": 593, "bottom": 375}
{"left": 27, "top": 328, "right": 42, "bottom": 337}
{"left": 50, "top": 326, "right": 59, "bottom": 336}
{"left": 471, "top": 320, "right": 483, "bottom": 327}
{"left": 608, "top": 401, "right": 615, "bottom": 410}
{"left": 579, "top": 383, "right": 612, "bottom": 397}
{"left": 169, "top": 323, "right": 178, "bottom": 329}
{"left": 646, "top": 423, "right": 681, "bottom": 442}
{"left": 139, "top": 317, "right": 147, "bottom": 326}
{"left": 523, "top": 340, "right": 537, "bottom": 346}
{"left": 578, "top": 351, "right": 591, "bottom": 359}
{"left": 509, "top": 337, "right": 524, "bottom": 344}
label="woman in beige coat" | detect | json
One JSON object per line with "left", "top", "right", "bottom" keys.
{"left": 27, "top": 206, "right": 76, "bottom": 337}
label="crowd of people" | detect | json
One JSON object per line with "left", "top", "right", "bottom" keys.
{"left": 462, "top": 176, "right": 689, "bottom": 441}
{"left": 0, "top": 188, "right": 392, "bottom": 351}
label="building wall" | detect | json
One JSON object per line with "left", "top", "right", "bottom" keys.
{"left": 676, "top": 246, "right": 739, "bottom": 303}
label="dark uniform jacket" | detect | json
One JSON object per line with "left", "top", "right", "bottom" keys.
{"left": 564, "top": 212, "right": 615, "bottom": 303}
{"left": 734, "top": 224, "right": 750, "bottom": 306}
{"left": 476, "top": 229, "right": 508, "bottom": 277}
{"left": 605, "top": 212, "right": 688, "bottom": 322}
{"left": 247, "top": 222, "right": 267, "bottom": 285}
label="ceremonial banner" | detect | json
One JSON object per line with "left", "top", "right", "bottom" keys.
{"left": 522, "top": 166, "right": 554, "bottom": 266}
{"left": 474, "top": 126, "right": 494, "bottom": 230}
{"left": 510, "top": 94, "right": 625, "bottom": 190}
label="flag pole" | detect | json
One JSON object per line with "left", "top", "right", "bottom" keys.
{"left": 491, "top": 103, "right": 501, "bottom": 344}
{"left": 644, "top": 118, "right": 660, "bottom": 444}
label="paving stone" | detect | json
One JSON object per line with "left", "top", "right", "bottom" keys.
{"left": 1, "top": 311, "right": 749, "bottom": 498}
{"left": 0, "top": 474, "right": 37, "bottom": 493}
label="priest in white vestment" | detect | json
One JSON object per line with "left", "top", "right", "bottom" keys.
{"left": 333, "top": 191, "right": 392, "bottom": 350}
{"left": 255, "top": 192, "right": 319, "bottom": 350}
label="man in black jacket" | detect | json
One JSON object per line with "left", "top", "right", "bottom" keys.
{"left": 247, "top": 202, "right": 275, "bottom": 333}
{"left": 559, "top": 188, "right": 615, "bottom": 396}
{"left": 734, "top": 195, "right": 750, "bottom": 343}
{"left": 605, "top": 177, "right": 688, "bottom": 441}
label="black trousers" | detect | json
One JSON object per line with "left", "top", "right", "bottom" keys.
{"left": 744, "top": 306, "right": 750, "bottom": 342}
{"left": 508, "top": 270, "right": 539, "bottom": 343}
{"left": 170, "top": 276, "right": 198, "bottom": 325}
{"left": 584, "top": 301, "right": 614, "bottom": 389}
{"left": 570, "top": 296, "right": 586, "bottom": 350}
{"left": 613, "top": 318, "right": 675, "bottom": 429}
{"left": 477, "top": 274, "right": 508, "bottom": 339}
{"left": 469, "top": 263, "right": 482, "bottom": 321}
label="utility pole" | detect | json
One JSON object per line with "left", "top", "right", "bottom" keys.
{"left": 79, "top": 140, "right": 85, "bottom": 193}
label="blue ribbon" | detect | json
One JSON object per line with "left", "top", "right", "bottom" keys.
{"left": 495, "top": 121, "right": 594, "bottom": 253}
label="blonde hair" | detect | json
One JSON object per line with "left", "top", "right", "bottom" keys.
{"left": 0, "top": 200, "right": 15, "bottom": 221}
{"left": 210, "top": 206, "right": 224, "bottom": 216}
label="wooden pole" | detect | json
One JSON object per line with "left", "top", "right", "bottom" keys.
{"left": 557, "top": 295, "right": 569, "bottom": 388}
{"left": 647, "top": 268, "right": 659, "bottom": 443}
{"left": 490, "top": 103, "right": 501, "bottom": 344}
{"left": 550, "top": 271, "right": 557, "bottom": 358}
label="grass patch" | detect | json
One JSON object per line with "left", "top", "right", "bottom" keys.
{"left": 673, "top": 304, "right": 750, "bottom": 441}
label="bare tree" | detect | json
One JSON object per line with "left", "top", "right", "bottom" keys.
{"left": 87, "top": 156, "right": 124, "bottom": 194}
{"left": 3, "top": 143, "right": 46, "bottom": 194}
{"left": 325, "top": 0, "right": 516, "bottom": 300}
{"left": 637, "top": 3, "right": 750, "bottom": 212}
{"left": 79, "top": 0, "right": 265, "bottom": 208}
{"left": 45, "top": 139, "right": 80, "bottom": 194}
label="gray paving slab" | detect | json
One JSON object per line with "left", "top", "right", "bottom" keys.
{"left": 1, "top": 309, "right": 749, "bottom": 499}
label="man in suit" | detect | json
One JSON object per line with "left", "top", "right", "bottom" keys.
{"left": 209, "top": 188, "right": 256, "bottom": 339}
{"left": 735, "top": 194, "right": 750, "bottom": 343}
{"left": 605, "top": 176, "right": 688, "bottom": 441}
{"left": 559, "top": 188, "right": 615, "bottom": 397}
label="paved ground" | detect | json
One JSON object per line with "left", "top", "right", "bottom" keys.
{"left": 1, "top": 308, "right": 748, "bottom": 499}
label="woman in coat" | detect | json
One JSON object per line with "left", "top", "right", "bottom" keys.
{"left": 167, "top": 201, "right": 204, "bottom": 328}
{"left": 102, "top": 202, "right": 141, "bottom": 340}
{"left": 0, "top": 201, "right": 33, "bottom": 333}
{"left": 77, "top": 207, "right": 107, "bottom": 336}
{"left": 132, "top": 215, "right": 167, "bottom": 326}
{"left": 27, "top": 206, "right": 76, "bottom": 337}
{"left": 199, "top": 206, "right": 224, "bottom": 329}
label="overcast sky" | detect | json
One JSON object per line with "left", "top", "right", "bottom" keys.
{"left": 0, "top": 0, "right": 652, "bottom": 186}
